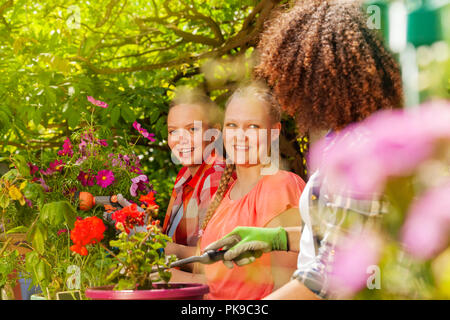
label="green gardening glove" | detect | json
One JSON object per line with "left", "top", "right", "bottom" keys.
{"left": 203, "top": 226, "right": 288, "bottom": 268}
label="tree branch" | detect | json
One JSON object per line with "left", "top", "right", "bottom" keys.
{"left": 95, "top": 0, "right": 120, "bottom": 28}
{"left": 70, "top": 0, "right": 281, "bottom": 75}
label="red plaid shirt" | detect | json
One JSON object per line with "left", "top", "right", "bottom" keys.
{"left": 162, "top": 154, "right": 227, "bottom": 246}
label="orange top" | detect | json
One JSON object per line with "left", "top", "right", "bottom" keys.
{"left": 200, "top": 170, "right": 305, "bottom": 300}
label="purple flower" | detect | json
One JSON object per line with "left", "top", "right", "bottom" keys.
{"left": 133, "top": 121, "right": 156, "bottom": 142}
{"left": 32, "top": 177, "right": 50, "bottom": 192}
{"left": 57, "top": 229, "right": 68, "bottom": 236}
{"left": 77, "top": 170, "right": 96, "bottom": 187}
{"left": 401, "top": 182, "right": 450, "bottom": 260}
{"left": 130, "top": 174, "right": 150, "bottom": 197}
{"left": 96, "top": 170, "right": 115, "bottom": 188}
{"left": 329, "top": 230, "right": 383, "bottom": 297}
{"left": 87, "top": 96, "right": 108, "bottom": 108}
{"left": 57, "top": 137, "right": 74, "bottom": 157}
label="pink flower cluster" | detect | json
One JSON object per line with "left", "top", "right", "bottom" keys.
{"left": 401, "top": 182, "right": 450, "bottom": 260}
{"left": 329, "top": 229, "right": 383, "bottom": 296}
{"left": 310, "top": 100, "right": 450, "bottom": 197}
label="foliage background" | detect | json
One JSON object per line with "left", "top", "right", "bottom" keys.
{"left": 0, "top": 0, "right": 449, "bottom": 214}
{"left": 0, "top": 0, "right": 304, "bottom": 215}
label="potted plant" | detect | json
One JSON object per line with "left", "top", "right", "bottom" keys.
{"left": 0, "top": 97, "right": 160, "bottom": 299}
{"left": 83, "top": 196, "right": 209, "bottom": 300}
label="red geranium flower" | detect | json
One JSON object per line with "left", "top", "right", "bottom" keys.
{"left": 70, "top": 216, "right": 106, "bottom": 256}
{"left": 111, "top": 204, "right": 146, "bottom": 234}
{"left": 139, "top": 191, "right": 159, "bottom": 210}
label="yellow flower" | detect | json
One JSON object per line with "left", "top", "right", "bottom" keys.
{"left": 8, "top": 185, "right": 25, "bottom": 206}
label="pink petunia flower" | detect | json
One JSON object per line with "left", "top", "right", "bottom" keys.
{"left": 96, "top": 170, "right": 115, "bottom": 188}
{"left": 87, "top": 96, "right": 108, "bottom": 108}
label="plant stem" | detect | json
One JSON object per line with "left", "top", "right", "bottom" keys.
{"left": 1, "top": 208, "right": 7, "bottom": 242}
{"left": 99, "top": 243, "right": 124, "bottom": 266}
{"left": 0, "top": 237, "right": 12, "bottom": 257}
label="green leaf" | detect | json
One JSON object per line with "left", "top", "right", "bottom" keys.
{"left": 1, "top": 169, "right": 18, "bottom": 181}
{"left": 0, "top": 193, "right": 10, "bottom": 209}
{"left": 120, "top": 105, "right": 136, "bottom": 123}
{"left": 13, "top": 154, "right": 30, "bottom": 178}
{"left": 66, "top": 107, "right": 81, "bottom": 129}
{"left": 39, "top": 201, "right": 77, "bottom": 228}
{"left": 110, "top": 106, "right": 120, "bottom": 126}
{"left": 6, "top": 226, "right": 28, "bottom": 234}
{"left": 23, "top": 182, "right": 44, "bottom": 201}
{"left": 28, "top": 222, "right": 47, "bottom": 254}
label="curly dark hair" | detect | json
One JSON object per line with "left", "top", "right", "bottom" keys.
{"left": 254, "top": 0, "right": 404, "bottom": 134}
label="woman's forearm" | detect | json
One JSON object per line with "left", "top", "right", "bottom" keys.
{"left": 165, "top": 242, "right": 199, "bottom": 272}
{"left": 284, "top": 227, "right": 302, "bottom": 252}
{"left": 264, "top": 279, "right": 321, "bottom": 300}
{"left": 165, "top": 242, "right": 198, "bottom": 258}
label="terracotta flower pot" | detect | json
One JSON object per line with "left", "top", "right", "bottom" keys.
{"left": 85, "top": 283, "right": 209, "bottom": 300}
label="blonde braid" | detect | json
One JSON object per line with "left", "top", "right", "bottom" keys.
{"left": 200, "top": 164, "right": 235, "bottom": 232}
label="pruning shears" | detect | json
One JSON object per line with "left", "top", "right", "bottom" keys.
{"left": 150, "top": 249, "right": 227, "bottom": 273}
{"left": 169, "top": 249, "right": 228, "bottom": 268}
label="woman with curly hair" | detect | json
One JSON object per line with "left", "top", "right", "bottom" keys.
{"left": 255, "top": 0, "right": 403, "bottom": 135}
{"left": 204, "top": 0, "right": 404, "bottom": 299}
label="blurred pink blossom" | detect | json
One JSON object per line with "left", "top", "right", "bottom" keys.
{"left": 329, "top": 230, "right": 383, "bottom": 296}
{"left": 310, "top": 100, "right": 450, "bottom": 197}
{"left": 401, "top": 182, "right": 450, "bottom": 260}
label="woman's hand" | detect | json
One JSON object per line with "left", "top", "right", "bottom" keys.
{"left": 203, "top": 226, "right": 288, "bottom": 268}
